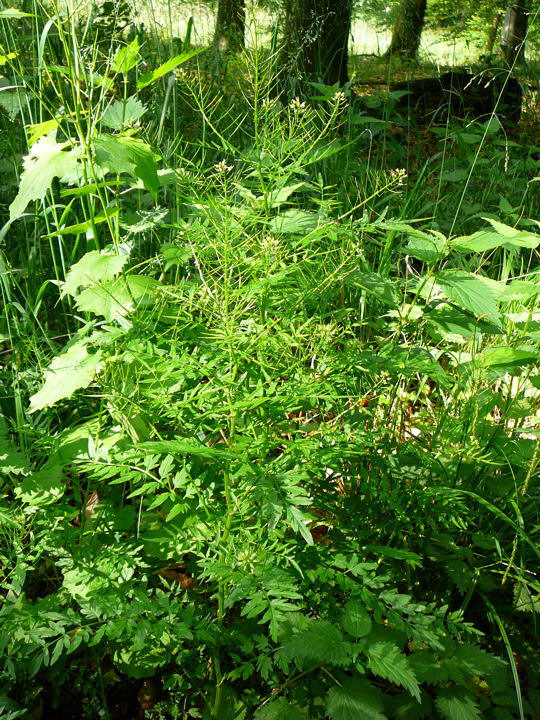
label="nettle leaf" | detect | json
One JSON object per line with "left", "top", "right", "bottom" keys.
{"left": 453, "top": 644, "right": 503, "bottom": 676}
{"left": 476, "top": 345, "right": 538, "bottom": 370}
{"left": 253, "top": 698, "right": 304, "bottom": 720}
{"left": 62, "top": 251, "right": 129, "bottom": 297}
{"left": 15, "top": 463, "right": 64, "bottom": 505}
{"left": 93, "top": 134, "right": 159, "bottom": 196}
{"left": 137, "top": 48, "right": 204, "bottom": 89}
{"left": 434, "top": 270, "right": 501, "bottom": 324}
{"left": 75, "top": 275, "right": 157, "bottom": 321}
{"left": 269, "top": 209, "right": 319, "bottom": 234}
{"left": 348, "top": 271, "right": 398, "bottom": 307}
{"left": 325, "top": 678, "right": 386, "bottom": 720}
{"left": 367, "top": 642, "right": 421, "bottom": 701}
{"left": 29, "top": 340, "right": 102, "bottom": 412}
{"left": 452, "top": 219, "right": 540, "bottom": 252}
{"left": 0, "top": 420, "right": 30, "bottom": 475}
{"left": 9, "top": 136, "right": 83, "bottom": 221}
{"left": 499, "top": 280, "right": 540, "bottom": 302}
{"left": 281, "top": 621, "right": 350, "bottom": 666}
{"left": 112, "top": 37, "right": 140, "bottom": 74}
{"left": 435, "top": 692, "right": 481, "bottom": 720}
{"left": 342, "top": 600, "right": 372, "bottom": 638}
{"left": 404, "top": 234, "right": 446, "bottom": 263}
{"left": 101, "top": 96, "right": 147, "bottom": 130}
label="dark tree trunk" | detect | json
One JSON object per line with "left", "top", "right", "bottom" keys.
{"left": 280, "top": 0, "right": 352, "bottom": 87}
{"left": 214, "top": 0, "right": 245, "bottom": 53}
{"left": 384, "top": 0, "right": 427, "bottom": 59}
{"left": 500, "top": 1, "right": 529, "bottom": 64}
{"left": 485, "top": 10, "right": 503, "bottom": 55}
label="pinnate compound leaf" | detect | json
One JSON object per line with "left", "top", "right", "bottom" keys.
{"left": 29, "top": 341, "right": 102, "bottom": 412}
{"left": 101, "top": 96, "right": 146, "bottom": 130}
{"left": 342, "top": 600, "right": 372, "bottom": 638}
{"left": 93, "top": 134, "right": 159, "bottom": 196}
{"left": 435, "top": 692, "right": 481, "bottom": 720}
{"left": 9, "top": 136, "right": 82, "bottom": 221}
{"left": 75, "top": 275, "right": 157, "bottom": 321}
{"left": 62, "top": 251, "right": 129, "bottom": 297}
{"left": 367, "top": 642, "right": 421, "bottom": 701}
{"left": 281, "top": 621, "right": 350, "bottom": 666}
{"left": 434, "top": 270, "right": 500, "bottom": 323}
{"left": 325, "top": 678, "right": 386, "bottom": 720}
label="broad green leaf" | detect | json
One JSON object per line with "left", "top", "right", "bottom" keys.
{"left": 264, "top": 183, "right": 305, "bottom": 209}
{"left": 500, "top": 280, "right": 540, "bottom": 302}
{"left": 440, "top": 168, "right": 468, "bottom": 182}
{"left": 342, "top": 600, "right": 372, "bottom": 638}
{"left": 452, "top": 219, "right": 540, "bottom": 252}
{"left": 111, "top": 37, "right": 140, "bottom": 74}
{"left": 75, "top": 275, "right": 157, "bottom": 321}
{"left": 476, "top": 345, "right": 538, "bottom": 369}
{"left": 93, "top": 134, "right": 159, "bottom": 196}
{"left": 435, "top": 693, "right": 481, "bottom": 720}
{"left": 426, "top": 306, "right": 502, "bottom": 339}
{"left": 26, "top": 118, "right": 59, "bottom": 146}
{"left": 367, "top": 642, "right": 421, "bottom": 701}
{"left": 325, "top": 678, "right": 386, "bottom": 720}
{"left": 101, "top": 96, "right": 146, "bottom": 130}
{"left": 15, "top": 463, "right": 64, "bottom": 505}
{"left": 29, "top": 341, "right": 102, "bottom": 412}
{"left": 253, "top": 699, "right": 303, "bottom": 720}
{"left": 269, "top": 210, "right": 319, "bottom": 234}
{"left": 137, "top": 48, "right": 204, "bottom": 89}
{"left": 62, "top": 250, "right": 128, "bottom": 297}
{"left": 453, "top": 645, "right": 503, "bottom": 676}
{"left": 0, "top": 420, "right": 30, "bottom": 475}
{"left": 281, "top": 621, "right": 350, "bottom": 665}
{"left": 9, "top": 136, "right": 82, "bottom": 221}
{"left": 404, "top": 234, "right": 446, "bottom": 263}
{"left": 434, "top": 270, "right": 500, "bottom": 323}
{"left": 0, "top": 87, "right": 30, "bottom": 119}
{"left": 348, "top": 271, "right": 398, "bottom": 307}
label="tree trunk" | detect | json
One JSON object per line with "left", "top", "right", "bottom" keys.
{"left": 485, "top": 10, "right": 503, "bottom": 55}
{"left": 384, "top": 0, "right": 427, "bottom": 59}
{"left": 214, "top": 0, "right": 245, "bottom": 53}
{"left": 280, "top": 0, "right": 351, "bottom": 87}
{"left": 500, "top": 1, "right": 529, "bottom": 64}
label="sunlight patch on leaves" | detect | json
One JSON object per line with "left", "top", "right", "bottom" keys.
{"left": 29, "top": 341, "right": 102, "bottom": 412}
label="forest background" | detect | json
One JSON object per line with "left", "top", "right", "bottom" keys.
{"left": 0, "top": 1, "right": 539, "bottom": 720}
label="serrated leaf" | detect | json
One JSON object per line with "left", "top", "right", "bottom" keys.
{"left": 342, "top": 600, "right": 372, "bottom": 638}
{"left": 476, "top": 345, "right": 538, "bottom": 369}
{"left": 281, "top": 621, "right": 350, "bottom": 665}
{"left": 137, "top": 48, "right": 204, "bottom": 89}
{"left": 435, "top": 693, "right": 481, "bottom": 720}
{"left": 101, "top": 96, "right": 146, "bottom": 130}
{"left": 453, "top": 644, "right": 503, "bottom": 676}
{"left": 253, "top": 698, "right": 303, "bottom": 720}
{"left": 29, "top": 341, "right": 102, "bottom": 412}
{"left": 15, "top": 463, "right": 64, "bottom": 505}
{"left": 325, "top": 678, "right": 386, "bottom": 720}
{"left": 75, "top": 275, "right": 157, "bottom": 321}
{"left": 93, "top": 134, "right": 159, "bottom": 196}
{"left": 452, "top": 219, "right": 540, "bottom": 252}
{"left": 62, "top": 251, "right": 128, "bottom": 297}
{"left": 348, "top": 271, "right": 398, "bottom": 307}
{"left": 500, "top": 280, "right": 540, "bottom": 302}
{"left": 9, "top": 136, "right": 83, "bottom": 221}
{"left": 367, "top": 642, "right": 421, "bottom": 701}
{"left": 404, "top": 234, "right": 446, "bottom": 263}
{"left": 435, "top": 270, "right": 500, "bottom": 324}
{"left": 269, "top": 209, "right": 319, "bottom": 234}
{"left": 112, "top": 37, "right": 140, "bottom": 74}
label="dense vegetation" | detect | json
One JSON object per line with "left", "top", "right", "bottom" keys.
{"left": 0, "top": 1, "right": 539, "bottom": 719}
